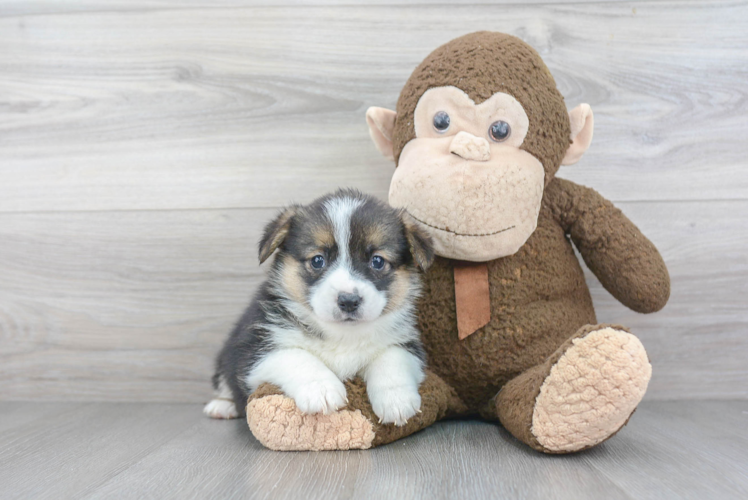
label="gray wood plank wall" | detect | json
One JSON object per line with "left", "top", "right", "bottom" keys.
{"left": 1, "top": 0, "right": 746, "bottom": 402}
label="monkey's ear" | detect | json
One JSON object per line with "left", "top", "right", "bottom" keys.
{"left": 366, "top": 107, "right": 397, "bottom": 162}
{"left": 402, "top": 214, "right": 435, "bottom": 271}
{"left": 561, "top": 104, "right": 594, "bottom": 166}
{"left": 258, "top": 207, "right": 297, "bottom": 264}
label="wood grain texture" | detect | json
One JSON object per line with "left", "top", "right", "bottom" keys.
{"left": 0, "top": 201, "right": 745, "bottom": 402}
{"left": 0, "top": 1, "right": 746, "bottom": 402}
{"left": 0, "top": 208, "right": 274, "bottom": 402}
{"left": 0, "top": 1, "right": 651, "bottom": 19}
{"left": 579, "top": 401, "right": 748, "bottom": 499}
{"left": 0, "top": 1, "right": 746, "bottom": 213}
{"left": 0, "top": 403, "right": 202, "bottom": 500}
{"left": 0, "top": 401, "right": 746, "bottom": 500}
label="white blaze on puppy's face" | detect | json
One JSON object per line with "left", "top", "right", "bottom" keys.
{"left": 308, "top": 196, "right": 388, "bottom": 324}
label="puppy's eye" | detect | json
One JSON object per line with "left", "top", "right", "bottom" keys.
{"left": 433, "top": 111, "right": 450, "bottom": 133}
{"left": 370, "top": 255, "right": 386, "bottom": 270}
{"left": 310, "top": 255, "right": 325, "bottom": 269}
{"left": 489, "top": 120, "right": 511, "bottom": 142}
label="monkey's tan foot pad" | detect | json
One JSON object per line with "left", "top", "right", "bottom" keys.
{"left": 532, "top": 327, "right": 652, "bottom": 453}
{"left": 247, "top": 394, "right": 375, "bottom": 451}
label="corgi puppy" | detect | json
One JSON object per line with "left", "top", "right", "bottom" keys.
{"left": 204, "top": 189, "right": 434, "bottom": 426}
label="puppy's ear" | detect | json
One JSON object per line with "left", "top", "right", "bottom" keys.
{"left": 258, "top": 207, "right": 297, "bottom": 264}
{"left": 402, "top": 214, "right": 435, "bottom": 271}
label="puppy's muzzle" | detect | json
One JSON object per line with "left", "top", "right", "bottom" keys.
{"left": 337, "top": 292, "right": 362, "bottom": 314}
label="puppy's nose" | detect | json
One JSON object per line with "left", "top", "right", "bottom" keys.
{"left": 337, "top": 292, "right": 362, "bottom": 313}
{"left": 449, "top": 131, "right": 490, "bottom": 161}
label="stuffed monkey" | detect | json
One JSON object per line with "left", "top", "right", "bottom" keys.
{"left": 246, "top": 31, "right": 670, "bottom": 454}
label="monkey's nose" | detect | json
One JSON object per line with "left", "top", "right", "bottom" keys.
{"left": 449, "top": 131, "right": 490, "bottom": 161}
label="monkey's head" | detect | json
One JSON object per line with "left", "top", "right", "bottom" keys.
{"left": 367, "top": 31, "right": 594, "bottom": 261}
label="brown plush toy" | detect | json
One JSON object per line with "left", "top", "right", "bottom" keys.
{"left": 246, "top": 31, "right": 670, "bottom": 454}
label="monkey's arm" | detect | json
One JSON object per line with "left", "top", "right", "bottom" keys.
{"left": 544, "top": 177, "right": 670, "bottom": 313}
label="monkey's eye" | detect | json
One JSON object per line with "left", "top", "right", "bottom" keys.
{"left": 489, "top": 120, "right": 511, "bottom": 142}
{"left": 433, "top": 111, "right": 450, "bottom": 133}
{"left": 310, "top": 255, "right": 325, "bottom": 270}
{"left": 370, "top": 255, "right": 387, "bottom": 271}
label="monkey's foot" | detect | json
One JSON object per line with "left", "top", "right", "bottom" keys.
{"left": 247, "top": 372, "right": 464, "bottom": 451}
{"left": 247, "top": 393, "right": 375, "bottom": 451}
{"left": 496, "top": 325, "right": 652, "bottom": 453}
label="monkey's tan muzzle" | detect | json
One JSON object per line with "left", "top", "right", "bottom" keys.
{"left": 449, "top": 131, "right": 491, "bottom": 162}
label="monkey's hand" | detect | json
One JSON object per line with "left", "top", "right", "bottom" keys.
{"left": 545, "top": 177, "right": 670, "bottom": 313}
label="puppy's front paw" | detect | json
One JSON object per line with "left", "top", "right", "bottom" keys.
{"left": 369, "top": 385, "right": 421, "bottom": 426}
{"left": 289, "top": 378, "right": 347, "bottom": 415}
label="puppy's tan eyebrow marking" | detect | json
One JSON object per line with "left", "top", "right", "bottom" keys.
{"left": 311, "top": 224, "right": 335, "bottom": 248}
{"left": 363, "top": 222, "right": 390, "bottom": 248}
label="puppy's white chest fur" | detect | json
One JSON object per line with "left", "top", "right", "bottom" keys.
{"left": 272, "top": 309, "right": 413, "bottom": 380}
{"left": 244, "top": 308, "right": 425, "bottom": 426}
{"left": 307, "top": 338, "right": 384, "bottom": 380}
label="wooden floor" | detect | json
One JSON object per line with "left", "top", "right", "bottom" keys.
{"left": 0, "top": 400, "right": 746, "bottom": 499}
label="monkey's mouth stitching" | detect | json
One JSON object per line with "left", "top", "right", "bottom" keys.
{"left": 406, "top": 211, "right": 515, "bottom": 237}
